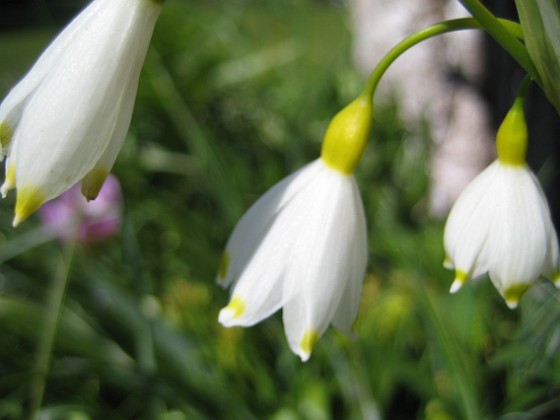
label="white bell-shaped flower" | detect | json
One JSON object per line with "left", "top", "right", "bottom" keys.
{"left": 444, "top": 97, "right": 560, "bottom": 308}
{"left": 218, "top": 96, "right": 372, "bottom": 361}
{"left": 0, "top": 0, "right": 163, "bottom": 226}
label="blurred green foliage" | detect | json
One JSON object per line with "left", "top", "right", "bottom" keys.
{"left": 0, "top": 0, "right": 560, "bottom": 419}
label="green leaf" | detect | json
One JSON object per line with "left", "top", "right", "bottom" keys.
{"left": 515, "top": 0, "right": 560, "bottom": 114}
{"left": 0, "top": 295, "right": 132, "bottom": 368}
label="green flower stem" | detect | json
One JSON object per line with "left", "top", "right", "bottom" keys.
{"left": 504, "top": 75, "right": 532, "bottom": 119}
{"left": 517, "top": 74, "right": 533, "bottom": 104}
{"left": 29, "top": 244, "right": 76, "bottom": 420}
{"left": 363, "top": 17, "right": 525, "bottom": 101}
{"left": 458, "top": 0, "right": 539, "bottom": 83}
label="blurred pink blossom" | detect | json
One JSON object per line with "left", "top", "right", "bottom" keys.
{"left": 38, "top": 175, "right": 122, "bottom": 245}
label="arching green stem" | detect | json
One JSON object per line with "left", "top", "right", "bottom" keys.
{"left": 362, "top": 17, "right": 525, "bottom": 101}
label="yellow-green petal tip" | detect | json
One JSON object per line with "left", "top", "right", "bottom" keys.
{"left": 1, "top": 163, "right": 16, "bottom": 198}
{"left": 299, "top": 329, "right": 319, "bottom": 362}
{"left": 225, "top": 296, "right": 245, "bottom": 319}
{"left": 14, "top": 186, "right": 46, "bottom": 227}
{"left": 503, "top": 283, "right": 530, "bottom": 309}
{"left": 0, "top": 121, "right": 13, "bottom": 148}
{"left": 81, "top": 166, "right": 109, "bottom": 201}
{"left": 450, "top": 270, "right": 468, "bottom": 293}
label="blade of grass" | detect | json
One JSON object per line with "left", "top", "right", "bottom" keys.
{"left": 29, "top": 243, "right": 76, "bottom": 420}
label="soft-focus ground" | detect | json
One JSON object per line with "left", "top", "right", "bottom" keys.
{"left": 0, "top": 1, "right": 559, "bottom": 419}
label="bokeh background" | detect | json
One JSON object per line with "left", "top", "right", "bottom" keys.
{"left": 0, "top": 0, "right": 560, "bottom": 418}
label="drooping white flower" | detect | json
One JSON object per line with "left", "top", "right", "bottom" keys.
{"left": 0, "top": 0, "right": 163, "bottom": 226}
{"left": 217, "top": 96, "right": 372, "bottom": 361}
{"left": 443, "top": 97, "right": 560, "bottom": 308}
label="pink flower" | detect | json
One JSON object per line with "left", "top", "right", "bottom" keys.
{"left": 39, "top": 175, "right": 122, "bottom": 245}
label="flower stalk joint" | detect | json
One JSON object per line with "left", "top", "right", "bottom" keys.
{"left": 320, "top": 95, "right": 373, "bottom": 175}
{"left": 496, "top": 98, "right": 528, "bottom": 167}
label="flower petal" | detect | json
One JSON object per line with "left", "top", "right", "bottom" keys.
{"left": 331, "top": 179, "right": 368, "bottom": 334}
{"left": 445, "top": 157, "right": 560, "bottom": 309}
{"left": 81, "top": 51, "right": 145, "bottom": 200}
{"left": 218, "top": 160, "right": 325, "bottom": 327}
{"left": 487, "top": 166, "right": 551, "bottom": 304}
{"left": 282, "top": 166, "right": 361, "bottom": 360}
{"left": 443, "top": 161, "right": 501, "bottom": 283}
{"left": 7, "top": 0, "right": 161, "bottom": 218}
{"left": 217, "top": 159, "right": 323, "bottom": 287}
{"left": 530, "top": 170, "right": 560, "bottom": 283}
{"left": 0, "top": 0, "right": 106, "bottom": 146}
